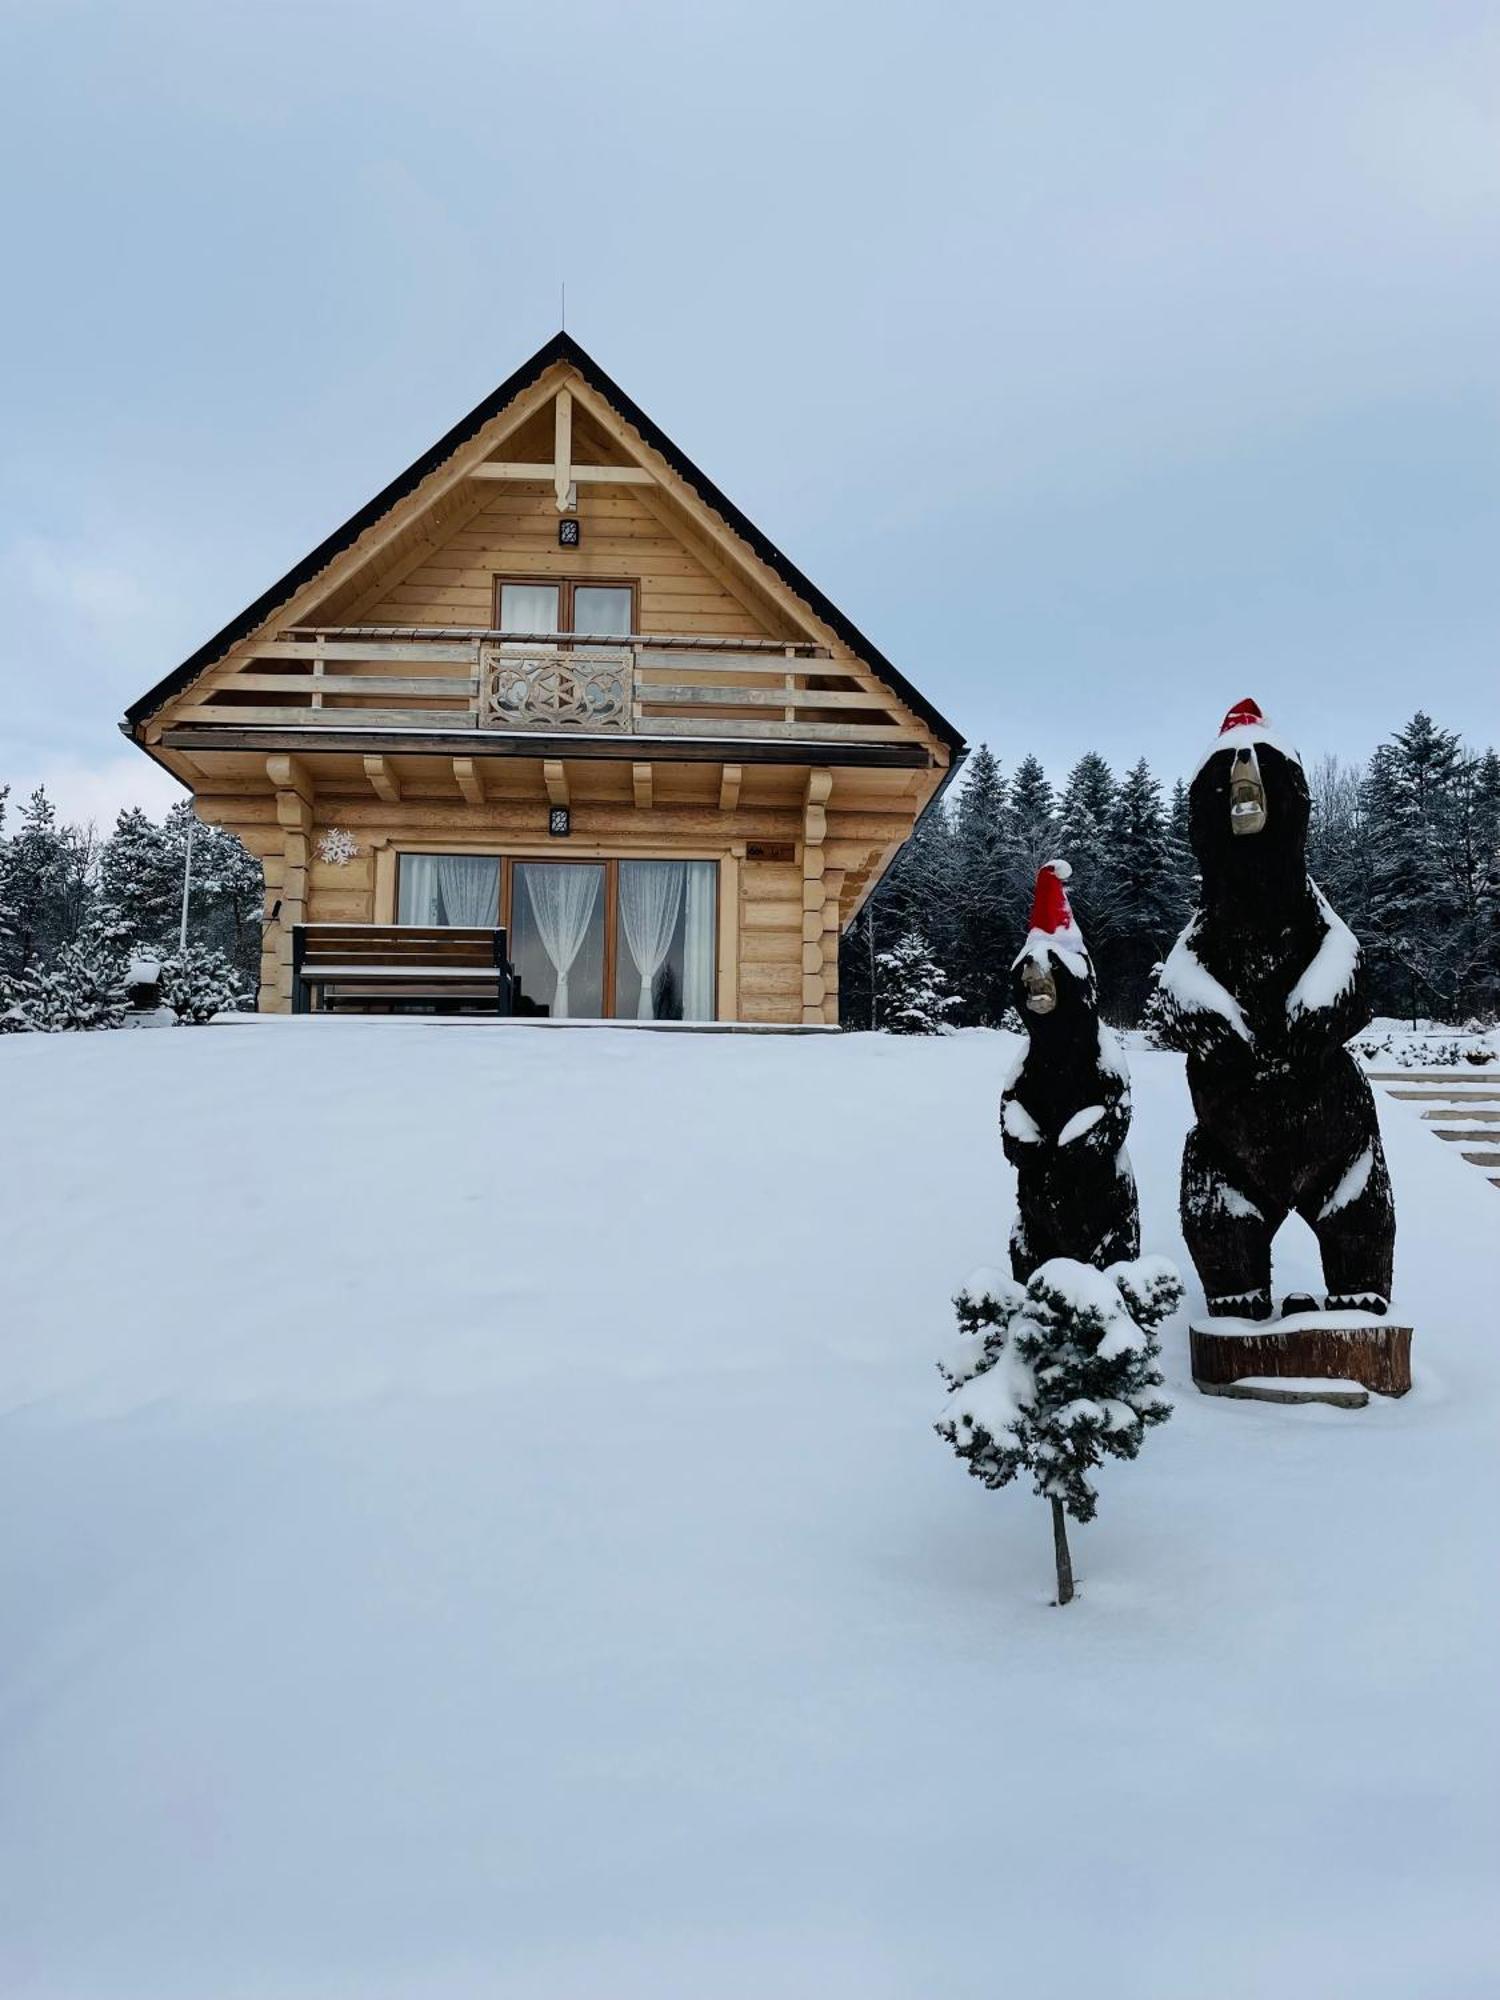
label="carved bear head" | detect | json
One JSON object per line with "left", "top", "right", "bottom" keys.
{"left": 1010, "top": 861, "right": 1099, "bottom": 1048}
{"left": 1189, "top": 699, "right": 1310, "bottom": 904}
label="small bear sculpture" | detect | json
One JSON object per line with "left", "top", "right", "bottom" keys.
{"left": 1154, "top": 699, "right": 1395, "bottom": 1319}
{"left": 1001, "top": 860, "right": 1140, "bottom": 1280}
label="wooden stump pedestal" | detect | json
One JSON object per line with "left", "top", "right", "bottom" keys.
{"left": 1190, "top": 1311, "right": 1412, "bottom": 1405}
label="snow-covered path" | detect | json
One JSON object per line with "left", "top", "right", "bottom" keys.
{"left": 1, "top": 1023, "right": 1496, "bottom": 1999}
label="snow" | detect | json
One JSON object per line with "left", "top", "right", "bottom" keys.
{"left": 1286, "top": 887, "right": 1360, "bottom": 1020}
{"left": 1057, "top": 1103, "right": 1104, "bottom": 1145}
{"left": 1013, "top": 936, "right": 1089, "bottom": 978}
{"left": 1156, "top": 928, "right": 1253, "bottom": 1041}
{"left": 1001, "top": 1095, "right": 1041, "bottom": 1144}
{"left": 1228, "top": 1375, "right": 1370, "bottom": 1395}
{"left": 1, "top": 1022, "right": 1497, "bottom": 1998}
{"left": 1191, "top": 719, "right": 1305, "bottom": 777}
{"left": 125, "top": 954, "right": 161, "bottom": 986}
{"left": 1318, "top": 1144, "right": 1375, "bottom": 1220}
{"left": 1205, "top": 1178, "right": 1264, "bottom": 1221}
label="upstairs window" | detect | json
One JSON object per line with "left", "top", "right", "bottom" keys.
{"left": 496, "top": 579, "right": 634, "bottom": 642}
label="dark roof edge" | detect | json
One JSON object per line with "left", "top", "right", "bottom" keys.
{"left": 123, "top": 332, "right": 966, "bottom": 754}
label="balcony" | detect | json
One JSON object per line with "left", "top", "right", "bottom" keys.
{"left": 176, "top": 627, "right": 911, "bottom": 744}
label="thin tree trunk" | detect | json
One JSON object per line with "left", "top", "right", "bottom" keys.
{"left": 1050, "top": 1497, "right": 1075, "bottom": 1606}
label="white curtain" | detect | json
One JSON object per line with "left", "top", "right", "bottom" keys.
{"left": 436, "top": 855, "right": 499, "bottom": 926}
{"left": 683, "top": 862, "right": 716, "bottom": 1021}
{"left": 522, "top": 865, "right": 601, "bottom": 1016}
{"left": 619, "top": 863, "right": 685, "bottom": 1019}
{"left": 399, "top": 854, "right": 442, "bottom": 924}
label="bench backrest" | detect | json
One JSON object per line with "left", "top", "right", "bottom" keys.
{"left": 295, "top": 924, "right": 506, "bottom": 972}
{"left": 291, "top": 924, "right": 513, "bottom": 1014}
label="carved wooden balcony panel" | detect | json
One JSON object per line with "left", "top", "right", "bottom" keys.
{"left": 480, "top": 644, "right": 632, "bottom": 733}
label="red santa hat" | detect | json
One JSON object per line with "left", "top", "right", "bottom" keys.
{"left": 1220, "top": 697, "right": 1265, "bottom": 735}
{"left": 1193, "top": 696, "right": 1303, "bottom": 777}
{"left": 1022, "top": 860, "right": 1087, "bottom": 954}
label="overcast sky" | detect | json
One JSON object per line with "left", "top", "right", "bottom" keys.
{"left": 2, "top": 0, "right": 1496, "bottom": 829}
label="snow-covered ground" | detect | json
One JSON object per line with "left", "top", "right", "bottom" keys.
{"left": 1, "top": 1022, "right": 1497, "bottom": 1999}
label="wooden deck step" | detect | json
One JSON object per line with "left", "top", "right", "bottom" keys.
{"left": 1376, "top": 1073, "right": 1500, "bottom": 1196}
{"left": 1366, "top": 1069, "right": 1498, "bottom": 1080}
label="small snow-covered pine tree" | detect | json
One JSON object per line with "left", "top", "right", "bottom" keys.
{"left": 937, "top": 1256, "right": 1180, "bottom": 1604}
{"left": 8, "top": 934, "right": 127, "bottom": 1032}
{"left": 876, "top": 931, "right": 960, "bottom": 1035}
{"left": 159, "top": 943, "right": 252, "bottom": 1024}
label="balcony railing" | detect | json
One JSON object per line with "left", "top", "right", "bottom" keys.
{"left": 176, "top": 627, "right": 910, "bottom": 743}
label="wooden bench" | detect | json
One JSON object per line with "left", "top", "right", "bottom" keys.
{"left": 291, "top": 924, "right": 515, "bottom": 1016}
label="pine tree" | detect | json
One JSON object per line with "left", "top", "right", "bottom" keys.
{"left": 1005, "top": 755, "right": 1058, "bottom": 872}
{"left": 95, "top": 803, "right": 264, "bottom": 989}
{"left": 159, "top": 943, "right": 253, "bottom": 1024}
{"left": 1105, "top": 760, "right": 1179, "bottom": 1020}
{"left": 937, "top": 1257, "right": 1180, "bottom": 1604}
{"left": 848, "top": 796, "right": 961, "bottom": 1029}
{"left": 0, "top": 788, "right": 70, "bottom": 980}
{"left": 8, "top": 934, "right": 126, "bottom": 1032}
{"left": 96, "top": 806, "right": 183, "bottom": 949}
{"left": 1058, "top": 753, "right": 1122, "bottom": 947}
{"left": 1363, "top": 715, "right": 1469, "bottom": 1023}
{"left": 875, "top": 931, "right": 960, "bottom": 1034}
{"left": 1166, "top": 777, "right": 1193, "bottom": 905}
{"left": 949, "top": 746, "right": 1013, "bottom": 1024}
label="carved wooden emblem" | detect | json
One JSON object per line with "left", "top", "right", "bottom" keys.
{"left": 480, "top": 645, "right": 632, "bottom": 733}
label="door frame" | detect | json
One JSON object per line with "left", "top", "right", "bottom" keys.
{"left": 389, "top": 846, "right": 721, "bottom": 1021}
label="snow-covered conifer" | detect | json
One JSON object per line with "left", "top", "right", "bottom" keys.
{"left": 937, "top": 1256, "right": 1179, "bottom": 1604}
{"left": 875, "top": 931, "right": 960, "bottom": 1035}
{"left": 159, "top": 943, "right": 252, "bottom": 1024}
{"left": 9, "top": 934, "right": 127, "bottom": 1032}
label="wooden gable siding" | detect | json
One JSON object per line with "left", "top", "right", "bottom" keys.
{"left": 352, "top": 482, "right": 792, "bottom": 640}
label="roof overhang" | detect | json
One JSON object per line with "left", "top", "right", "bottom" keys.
{"left": 155, "top": 726, "right": 934, "bottom": 770}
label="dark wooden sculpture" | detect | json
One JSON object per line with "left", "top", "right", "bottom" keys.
{"left": 1001, "top": 861, "right": 1140, "bottom": 1280}
{"left": 1154, "top": 699, "right": 1396, "bottom": 1324}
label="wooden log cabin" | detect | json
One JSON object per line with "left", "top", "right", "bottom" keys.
{"left": 123, "top": 335, "right": 965, "bottom": 1024}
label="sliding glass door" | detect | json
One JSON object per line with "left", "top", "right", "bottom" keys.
{"left": 614, "top": 861, "right": 716, "bottom": 1020}
{"left": 511, "top": 862, "right": 606, "bottom": 1018}
{"left": 396, "top": 853, "right": 718, "bottom": 1021}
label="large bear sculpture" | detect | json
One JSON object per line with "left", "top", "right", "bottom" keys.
{"left": 1155, "top": 699, "right": 1395, "bottom": 1319}
{"left": 1001, "top": 861, "right": 1140, "bottom": 1280}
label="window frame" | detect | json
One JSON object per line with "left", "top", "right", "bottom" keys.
{"left": 396, "top": 848, "right": 718, "bottom": 1021}
{"left": 492, "top": 575, "right": 639, "bottom": 641}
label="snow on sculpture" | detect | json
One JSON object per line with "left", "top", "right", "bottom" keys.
{"left": 1153, "top": 699, "right": 1397, "bottom": 1324}
{"left": 1001, "top": 861, "right": 1140, "bottom": 1280}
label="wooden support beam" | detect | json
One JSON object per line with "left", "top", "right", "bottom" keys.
{"left": 719, "top": 763, "right": 743, "bottom": 813}
{"left": 632, "top": 762, "right": 654, "bottom": 811}
{"left": 363, "top": 754, "right": 402, "bottom": 804}
{"left": 470, "top": 461, "right": 654, "bottom": 486}
{"left": 543, "top": 759, "right": 569, "bottom": 808}
{"left": 452, "top": 757, "right": 485, "bottom": 806}
{"left": 265, "top": 752, "right": 313, "bottom": 808}
{"left": 553, "top": 388, "right": 573, "bottom": 513}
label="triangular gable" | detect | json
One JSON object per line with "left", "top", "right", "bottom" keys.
{"left": 124, "top": 333, "right": 964, "bottom": 756}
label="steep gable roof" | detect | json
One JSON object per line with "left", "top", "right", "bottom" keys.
{"left": 123, "top": 333, "right": 964, "bottom": 754}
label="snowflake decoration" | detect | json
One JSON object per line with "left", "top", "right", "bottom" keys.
{"left": 317, "top": 828, "right": 359, "bottom": 866}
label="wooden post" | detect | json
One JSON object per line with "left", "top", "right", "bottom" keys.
{"left": 266, "top": 754, "right": 313, "bottom": 1013}
{"left": 801, "top": 769, "right": 833, "bottom": 1024}
{"left": 553, "top": 388, "right": 574, "bottom": 513}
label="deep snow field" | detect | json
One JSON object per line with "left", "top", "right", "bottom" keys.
{"left": 1, "top": 1020, "right": 1497, "bottom": 2000}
